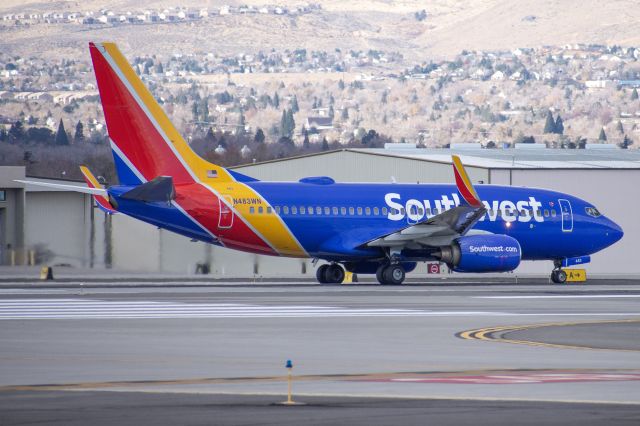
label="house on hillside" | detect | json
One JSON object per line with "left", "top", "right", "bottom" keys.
{"left": 305, "top": 116, "right": 334, "bottom": 132}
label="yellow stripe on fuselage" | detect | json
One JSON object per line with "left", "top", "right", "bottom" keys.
{"left": 209, "top": 181, "right": 307, "bottom": 257}
{"left": 100, "top": 43, "right": 233, "bottom": 183}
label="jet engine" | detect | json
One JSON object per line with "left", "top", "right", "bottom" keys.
{"left": 435, "top": 234, "right": 521, "bottom": 273}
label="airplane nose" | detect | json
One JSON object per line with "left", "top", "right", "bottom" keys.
{"left": 606, "top": 220, "right": 624, "bottom": 245}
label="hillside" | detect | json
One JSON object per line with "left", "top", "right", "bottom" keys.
{"left": 1, "top": 1, "right": 639, "bottom": 61}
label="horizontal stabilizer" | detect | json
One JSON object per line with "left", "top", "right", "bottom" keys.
{"left": 121, "top": 176, "right": 175, "bottom": 203}
{"left": 14, "top": 180, "right": 107, "bottom": 196}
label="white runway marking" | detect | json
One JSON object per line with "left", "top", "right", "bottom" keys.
{"left": 0, "top": 299, "right": 638, "bottom": 320}
{"left": 477, "top": 295, "right": 640, "bottom": 299}
{"left": 0, "top": 299, "right": 499, "bottom": 319}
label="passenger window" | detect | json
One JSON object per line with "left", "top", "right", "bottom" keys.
{"left": 349, "top": 207, "right": 355, "bottom": 215}
{"left": 382, "top": 207, "right": 388, "bottom": 216}
{"left": 373, "top": 207, "right": 379, "bottom": 215}
{"left": 341, "top": 207, "right": 347, "bottom": 215}
{"left": 307, "top": 207, "right": 314, "bottom": 215}
{"left": 291, "top": 206, "right": 297, "bottom": 214}
{"left": 250, "top": 206, "right": 255, "bottom": 214}
{"left": 275, "top": 206, "right": 280, "bottom": 214}
{"left": 357, "top": 207, "right": 363, "bottom": 215}
{"left": 365, "top": 207, "right": 371, "bottom": 215}
{"left": 300, "top": 206, "right": 306, "bottom": 214}
{"left": 267, "top": 207, "right": 272, "bottom": 214}
{"left": 258, "top": 206, "right": 264, "bottom": 214}
{"left": 332, "top": 207, "right": 338, "bottom": 215}
{"left": 283, "top": 206, "right": 289, "bottom": 214}
{"left": 544, "top": 209, "right": 549, "bottom": 217}
{"left": 426, "top": 208, "right": 432, "bottom": 215}
{"left": 325, "top": 207, "right": 331, "bottom": 215}
{"left": 317, "top": 207, "right": 322, "bottom": 215}
{"left": 551, "top": 209, "right": 557, "bottom": 217}
{"left": 400, "top": 208, "right": 405, "bottom": 215}
{"left": 520, "top": 209, "right": 527, "bottom": 216}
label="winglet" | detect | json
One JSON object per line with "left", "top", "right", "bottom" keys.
{"left": 452, "top": 155, "right": 482, "bottom": 207}
{"left": 80, "top": 166, "right": 117, "bottom": 214}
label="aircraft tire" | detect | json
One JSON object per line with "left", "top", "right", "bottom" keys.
{"left": 382, "top": 265, "right": 405, "bottom": 285}
{"left": 325, "top": 264, "right": 345, "bottom": 284}
{"left": 551, "top": 269, "right": 568, "bottom": 284}
{"left": 376, "top": 264, "right": 388, "bottom": 285}
{"left": 316, "top": 264, "right": 329, "bottom": 284}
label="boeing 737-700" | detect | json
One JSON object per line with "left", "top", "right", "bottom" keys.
{"left": 18, "top": 43, "right": 624, "bottom": 284}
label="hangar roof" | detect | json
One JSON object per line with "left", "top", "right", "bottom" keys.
{"left": 352, "top": 146, "right": 640, "bottom": 169}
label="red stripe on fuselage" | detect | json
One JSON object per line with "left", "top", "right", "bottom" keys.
{"left": 90, "top": 44, "right": 194, "bottom": 184}
{"left": 175, "top": 184, "right": 276, "bottom": 256}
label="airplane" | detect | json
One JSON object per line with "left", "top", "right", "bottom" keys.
{"left": 17, "top": 42, "right": 624, "bottom": 284}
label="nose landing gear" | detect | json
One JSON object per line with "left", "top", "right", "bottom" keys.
{"left": 550, "top": 260, "right": 568, "bottom": 284}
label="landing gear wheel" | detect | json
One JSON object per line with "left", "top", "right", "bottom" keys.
{"left": 316, "top": 264, "right": 329, "bottom": 284}
{"left": 324, "top": 264, "right": 345, "bottom": 284}
{"left": 383, "top": 265, "right": 406, "bottom": 285}
{"left": 376, "top": 264, "right": 406, "bottom": 285}
{"left": 551, "top": 269, "right": 567, "bottom": 284}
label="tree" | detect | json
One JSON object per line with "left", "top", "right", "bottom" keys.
{"left": 617, "top": 121, "right": 624, "bottom": 134}
{"left": 205, "top": 127, "right": 216, "bottom": 144}
{"left": 554, "top": 115, "right": 564, "bottom": 135}
{"left": 620, "top": 134, "right": 632, "bottom": 149}
{"left": 201, "top": 101, "right": 210, "bottom": 122}
{"left": 341, "top": 108, "right": 349, "bottom": 120}
{"left": 273, "top": 92, "right": 280, "bottom": 108}
{"left": 191, "top": 101, "right": 199, "bottom": 121}
{"left": 302, "top": 127, "right": 310, "bottom": 148}
{"left": 254, "top": 128, "right": 265, "bottom": 144}
{"left": 291, "top": 95, "right": 299, "bottom": 113}
{"left": 280, "top": 108, "right": 295, "bottom": 138}
{"left": 8, "top": 120, "right": 25, "bottom": 142}
{"left": 338, "top": 80, "right": 345, "bottom": 90}
{"left": 543, "top": 110, "right": 556, "bottom": 134}
{"left": 321, "top": 137, "right": 329, "bottom": 150}
{"left": 74, "top": 120, "right": 84, "bottom": 142}
{"left": 0, "top": 127, "right": 7, "bottom": 142}
{"left": 631, "top": 88, "right": 639, "bottom": 101}
{"left": 598, "top": 128, "right": 607, "bottom": 142}
{"left": 55, "top": 119, "right": 69, "bottom": 145}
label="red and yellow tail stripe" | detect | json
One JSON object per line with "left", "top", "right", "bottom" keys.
{"left": 80, "top": 166, "right": 117, "bottom": 214}
{"left": 90, "top": 42, "right": 307, "bottom": 257}
{"left": 452, "top": 155, "right": 482, "bottom": 207}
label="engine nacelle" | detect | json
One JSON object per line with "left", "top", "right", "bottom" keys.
{"left": 437, "top": 234, "right": 521, "bottom": 273}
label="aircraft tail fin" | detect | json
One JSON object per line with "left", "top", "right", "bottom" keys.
{"left": 89, "top": 42, "right": 250, "bottom": 185}
{"left": 80, "top": 166, "right": 118, "bottom": 214}
{"left": 452, "top": 155, "right": 482, "bottom": 207}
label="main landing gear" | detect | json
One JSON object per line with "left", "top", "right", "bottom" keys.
{"left": 550, "top": 260, "right": 568, "bottom": 284}
{"left": 316, "top": 263, "right": 345, "bottom": 284}
{"left": 376, "top": 263, "right": 406, "bottom": 285}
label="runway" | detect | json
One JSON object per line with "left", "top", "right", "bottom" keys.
{"left": 1, "top": 282, "right": 639, "bottom": 424}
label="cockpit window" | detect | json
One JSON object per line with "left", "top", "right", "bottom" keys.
{"left": 585, "top": 206, "right": 601, "bottom": 218}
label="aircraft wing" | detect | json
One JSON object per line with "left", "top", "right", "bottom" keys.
{"left": 365, "top": 155, "right": 487, "bottom": 249}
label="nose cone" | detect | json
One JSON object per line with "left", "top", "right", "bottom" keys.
{"left": 606, "top": 220, "right": 624, "bottom": 245}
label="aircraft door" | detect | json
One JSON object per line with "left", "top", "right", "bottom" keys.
{"left": 558, "top": 199, "right": 573, "bottom": 232}
{"left": 218, "top": 195, "right": 234, "bottom": 229}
